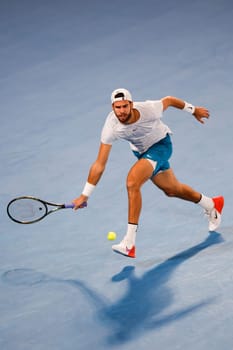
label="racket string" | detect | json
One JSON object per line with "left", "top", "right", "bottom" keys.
{"left": 7, "top": 198, "right": 47, "bottom": 223}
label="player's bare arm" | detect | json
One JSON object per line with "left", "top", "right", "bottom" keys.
{"left": 87, "top": 143, "right": 112, "bottom": 184}
{"left": 73, "top": 143, "right": 112, "bottom": 209}
{"left": 161, "top": 96, "right": 210, "bottom": 124}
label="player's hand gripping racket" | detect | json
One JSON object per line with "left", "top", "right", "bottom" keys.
{"left": 7, "top": 196, "right": 87, "bottom": 224}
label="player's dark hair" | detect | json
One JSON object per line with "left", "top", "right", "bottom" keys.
{"left": 114, "top": 92, "right": 125, "bottom": 99}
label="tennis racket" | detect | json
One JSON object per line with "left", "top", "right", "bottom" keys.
{"left": 7, "top": 196, "right": 87, "bottom": 224}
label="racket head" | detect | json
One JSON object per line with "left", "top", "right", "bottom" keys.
{"left": 7, "top": 196, "right": 48, "bottom": 224}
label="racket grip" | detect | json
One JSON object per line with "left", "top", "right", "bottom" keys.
{"left": 65, "top": 202, "right": 87, "bottom": 209}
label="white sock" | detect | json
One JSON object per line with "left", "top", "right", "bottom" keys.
{"left": 198, "top": 194, "right": 214, "bottom": 211}
{"left": 125, "top": 223, "right": 138, "bottom": 245}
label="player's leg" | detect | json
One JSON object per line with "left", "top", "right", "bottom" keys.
{"left": 112, "top": 158, "right": 154, "bottom": 258}
{"left": 152, "top": 168, "right": 224, "bottom": 231}
{"left": 126, "top": 158, "right": 154, "bottom": 223}
{"left": 151, "top": 168, "right": 201, "bottom": 202}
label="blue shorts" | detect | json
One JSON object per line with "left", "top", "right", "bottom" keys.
{"left": 132, "top": 134, "right": 173, "bottom": 177}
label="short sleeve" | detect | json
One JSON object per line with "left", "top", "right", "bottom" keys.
{"left": 100, "top": 114, "right": 117, "bottom": 144}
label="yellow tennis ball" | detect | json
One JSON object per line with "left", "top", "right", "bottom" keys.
{"left": 107, "top": 231, "right": 117, "bottom": 240}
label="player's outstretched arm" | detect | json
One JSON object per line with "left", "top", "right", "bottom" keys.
{"left": 73, "top": 143, "right": 112, "bottom": 210}
{"left": 161, "top": 96, "right": 210, "bottom": 124}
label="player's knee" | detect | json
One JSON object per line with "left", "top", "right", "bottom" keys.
{"left": 126, "top": 176, "right": 140, "bottom": 192}
{"left": 163, "top": 187, "right": 177, "bottom": 197}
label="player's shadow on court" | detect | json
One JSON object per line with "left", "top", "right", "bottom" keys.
{"left": 102, "top": 231, "right": 223, "bottom": 345}
{"left": 2, "top": 232, "right": 224, "bottom": 346}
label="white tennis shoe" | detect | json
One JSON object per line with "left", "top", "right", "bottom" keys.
{"left": 112, "top": 237, "right": 136, "bottom": 258}
{"left": 205, "top": 196, "right": 224, "bottom": 231}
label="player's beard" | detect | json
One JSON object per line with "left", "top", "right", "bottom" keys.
{"left": 118, "top": 112, "right": 132, "bottom": 124}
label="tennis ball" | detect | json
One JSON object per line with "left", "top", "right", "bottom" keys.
{"left": 107, "top": 231, "right": 117, "bottom": 241}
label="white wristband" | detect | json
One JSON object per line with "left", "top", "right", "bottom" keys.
{"left": 183, "top": 102, "right": 195, "bottom": 114}
{"left": 82, "top": 182, "right": 96, "bottom": 197}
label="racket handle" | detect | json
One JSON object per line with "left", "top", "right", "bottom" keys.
{"left": 65, "top": 202, "right": 87, "bottom": 209}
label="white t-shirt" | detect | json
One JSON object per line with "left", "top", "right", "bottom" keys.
{"left": 101, "top": 100, "right": 172, "bottom": 154}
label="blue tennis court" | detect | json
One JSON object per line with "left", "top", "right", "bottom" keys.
{"left": 1, "top": 1, "right": 233, "bottom": 349}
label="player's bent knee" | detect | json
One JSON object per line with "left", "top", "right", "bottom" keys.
{"left": 126, "top": 177, "right": 140, "bottom": 191}
{"left": 163, "top": 188, "right": 177, "bottom": 197}
{"left": 127, "top": 179, "right": 137, "bottom": 191}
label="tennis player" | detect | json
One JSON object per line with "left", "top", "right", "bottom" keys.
{"left": 73, "top": 88, "right": 224, "bottom": 258}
